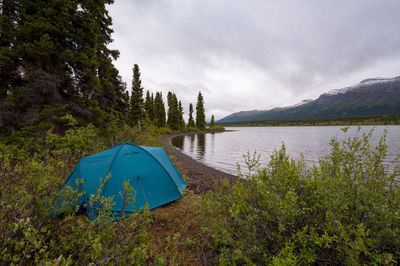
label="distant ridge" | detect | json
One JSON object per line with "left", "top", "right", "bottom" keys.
{"left": 218, "top": 76, "right": 400, "bottom": 123}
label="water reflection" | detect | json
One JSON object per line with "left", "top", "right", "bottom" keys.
{"left": 171, "top": 133, "right": 206, "bottom": 159}
{"left": 171, "top": 135, "right": 184, "bottom": 149}
{"left": 197, "top": 134, "right": 206, "bottom": 159}
{"left": 209, "top": 133, "right": 215, "bottom": 156}
{"left": 189, "top": 134, "right": 195, "bottom": 154}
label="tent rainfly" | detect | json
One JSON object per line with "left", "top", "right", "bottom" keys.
{"left": 58, "top": 142, "right": 186, "bottom": 220}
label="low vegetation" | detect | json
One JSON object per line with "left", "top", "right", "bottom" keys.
{"left": 207, "top": 125, "right": 226, "bottom": 132}
{"left": 202, "top": 127, "right": 400, "bottom": 264}
{"left": 0, "top": 121, "right": 160, "bottom": 264}
{"left": 0, "top": 118, "right": 216, "bottom": 264}
{"left": 1, "top": 122, "right": 399, "bottom": 264}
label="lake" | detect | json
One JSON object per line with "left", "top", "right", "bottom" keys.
{"left": 171, "top": 126, "right": 400, "bottom": 175}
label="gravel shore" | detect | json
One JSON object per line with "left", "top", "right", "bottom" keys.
{"left": 160, "top": 131, "right": 238, "bottom": 192}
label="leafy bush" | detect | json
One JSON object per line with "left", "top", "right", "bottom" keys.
{"left": 0, "top": 124, "right": 156, "bottom": 264}
{"left": 202, "top": 127, "right": 400, "bottom": 264}
{"left": 208, "top": 125, "right": 225, "bottom": 132}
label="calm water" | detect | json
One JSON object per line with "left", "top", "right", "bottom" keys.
{"left": 171, "top": 126, "right": 400, "bottom": 175}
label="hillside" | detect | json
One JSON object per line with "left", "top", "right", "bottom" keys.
{"left": 218, "top": 76, "right": 400, "bottom": 123}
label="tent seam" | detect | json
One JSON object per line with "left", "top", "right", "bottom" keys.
{"left": 102, "top": 143, "right": 125, "bottom": 195}
{"left": 124, "top": 142, "right": 185, "bottom": 195}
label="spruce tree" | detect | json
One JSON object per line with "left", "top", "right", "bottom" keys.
{"left": 144, "top": 90, "right": 154, "bottom": 121}
{"left": 129, "top": 64, "right": 144, "bottom": 127}
{"left": 94, "top": 3, "right": 128, "bottom": 120}
{"left": 178, "top": 100, "right": 185, "bottom": 129}
{"left": 173, "top": 94, "right": 180, "bottom": 130}
{"left": 150, "top": 92, "right": 155, "bottom": 121}
{"left": 210, "top": 115, "right": 215, "bottom": 127}
{"left": 122, "top": 90, "right": 130, "bottom": 119}
{"left": 0, "top": 0, "right": 127, "bottom": 133}
{"left": 167, "top": 92, "right": 173, "bottom": 127}
{"left": 188, "top": 103, "right": 195, "bottom": 128}
{"left": 154, "top": 92, "right": 166, "bottom": 128}
{"left": 167, "top": 91, "right": 179, "bottom": 130}
{"left": 196, "top": 92, "right": 206, "bottom": 129}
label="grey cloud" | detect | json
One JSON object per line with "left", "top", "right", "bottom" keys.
{"left": 108, "top": 0, "right": 400, "bottom": 119}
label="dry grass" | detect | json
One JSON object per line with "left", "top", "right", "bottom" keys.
{"left": 147, "top": 189, "right": 212, "bottom": 265}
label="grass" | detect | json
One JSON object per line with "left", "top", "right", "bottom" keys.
{"left": 147, "top": 190, "right": 209, "bottom": 264}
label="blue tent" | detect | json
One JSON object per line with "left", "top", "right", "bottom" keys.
{"left": 59, "top": 142, "right": 186, "bottom": 220}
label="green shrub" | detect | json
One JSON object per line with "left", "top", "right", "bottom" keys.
{"left": 0, "top": 124, "right": 154, "bottom": 264}
{"left": 208, "top": 125, "right": 225, "bottom": 132}
{"left": 202, "top": 127, "right": 400, "bottom": 264}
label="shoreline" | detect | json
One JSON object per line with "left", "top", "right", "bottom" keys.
{"left": 160, "top": 130, "right": 238, "bottom": 192}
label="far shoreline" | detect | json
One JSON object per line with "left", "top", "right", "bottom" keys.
{"left": 220, "top": 124, "right": 400, "bottom": 127}
{"left": 217, "top": 114, "right": 400, "bottom": 127}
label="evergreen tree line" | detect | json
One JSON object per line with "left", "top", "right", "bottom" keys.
{"left": 128, "top": 64, "right": 208, "bottom": 130}
{"left": 0, "top": 0, "right": 129, "bottom": 133}
{"left": 0, "top": 1, "right": 211, "bottom": 134}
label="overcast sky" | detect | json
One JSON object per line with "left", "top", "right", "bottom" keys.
{"left": 107, "top": 0, "right": 400, "bottom": 120}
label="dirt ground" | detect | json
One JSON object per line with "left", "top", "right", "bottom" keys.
{"left": 160, "top": 131, "right": 238, "bottom": 192}
{"left": 144, "top": 131, "right": 239, "bottom": 264}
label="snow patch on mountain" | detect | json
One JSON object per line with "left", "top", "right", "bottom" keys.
{"left": 271, "top": 99, "right": 314, "bottom": 111}
{"left": 291, "top": 99, "right": 313, "bottom": 107}
{"left": 325, "top": 76, "right": 400, "bottom": 96}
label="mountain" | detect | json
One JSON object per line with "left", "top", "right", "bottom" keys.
{"left": 218, "top": 76, "right": 400, "bottom": 123}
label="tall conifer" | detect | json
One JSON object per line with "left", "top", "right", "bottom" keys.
{"left": 210, "top": 115, "right": 215, "bottom": 127}
{"left": 129, "top": 64, "right": 144, "bottom": 127}
{"left": 150, "top": 92, "right": 155, "bottom": 121}
{"left": 167, "top": 91, "right": 179, "bottom": 130}
{"left": 178, "top": 100, "right": 185, "bottom": 129}
{"left": 0, "top": 0, "right": 127, "bottom": 132}
{"left": 188, "top": 103, "right": 195, "bottom": 127}
{"left": 154, "top": 92, "right": 166, "bottom": 128}
{"left": 144, "top": 90, "right": 154, "bottom": 121}
{"left": 167, "top": 92, "right": 173, "bottom": 126}
{"left": 196, "top": 92, "right": 206, "bottom": 129}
